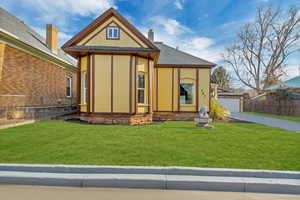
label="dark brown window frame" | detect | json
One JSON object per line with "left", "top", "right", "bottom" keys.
{"left": 106, "top": 26, "right": 120, "bottom": 40}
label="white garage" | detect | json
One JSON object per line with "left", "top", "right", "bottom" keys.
{"left": 217, "top": 93, "right": 244, "bottom": 113}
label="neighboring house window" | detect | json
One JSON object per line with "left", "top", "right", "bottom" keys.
{"left": 107, "top": 26, "right": 119, "bottom": 39}
{"left": 83, "top": 72, "right": 87, "bottom": 104}
{"left": 180, "top": 83, "right": 195, "bottom": 105}
{"left": 66, "top": 76, "right": 72, "bottom": 97}
{"left": 138, "top": 73, "right": 145, "bottom": 104}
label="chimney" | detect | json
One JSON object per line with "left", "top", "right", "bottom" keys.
{"left": 148, "top": 29, "right": 154, "bottom": 42}
{"left": 46, "top": 24, "right": 58, "bottom": 54}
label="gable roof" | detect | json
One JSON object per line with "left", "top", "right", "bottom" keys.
{"left": 0, "top": 7, "right": 76, "bottom": 66}
{"left": 62, "top": 8, "right": 158, "bottom": 50}
{"left": 154, "top": 42, "right": 215, "bottom": 67}
{"left": 266, "top": 76, "right": 300, "bottom": 90}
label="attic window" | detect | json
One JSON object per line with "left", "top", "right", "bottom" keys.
{"left": 107, "top": 26, "right": 120, "bottom": 39}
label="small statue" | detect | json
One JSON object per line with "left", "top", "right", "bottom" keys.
{"left": 199, "top": 106, "right": 209, "bottom": 118}
{"left": 194, "top": 106, "right": 213, "bottom": 128}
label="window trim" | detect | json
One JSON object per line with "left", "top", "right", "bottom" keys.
{"left": 66, "top": 76, "right": 72, "bottom": 98}
{"left": 106, "top": 26, "right": 120, "bottom": 40}
{"left": 137, "top": 73, "right": 146, "bottom": 105}
{"left": 179, "top": 82, "right": 195, "bottom": 106}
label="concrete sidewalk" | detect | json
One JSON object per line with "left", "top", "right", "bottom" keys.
{"left": 231, "top": 113, "right": 300, "bottom": 132}
{"left": 1, "top": 185, "right": 299, "bottom": 200}
{"left": 0, "top": 164, "right": 299, "bottom": 194}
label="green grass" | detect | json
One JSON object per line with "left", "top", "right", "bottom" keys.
{"left": 0, "top": 120, "right": 300, "bottom": 171}
{"left": 246, "top": 112, "right": 300, "bottom": 122}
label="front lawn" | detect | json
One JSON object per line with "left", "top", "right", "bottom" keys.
{"left": 0, "top": 120, "right": 299, "bottom": 171}
{"left": 246, "top": 112, "right": 300, "bottom": 122}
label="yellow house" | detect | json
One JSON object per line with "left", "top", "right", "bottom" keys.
{"left": 63, "top": 8, "right": 215, "bottom": 125}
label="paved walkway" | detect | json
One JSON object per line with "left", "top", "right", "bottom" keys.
{"left": 1, "top": 185, "right": 299, "bottom": 200}
{"left": 231, "top": 113, "right": 300, "bottom": 132}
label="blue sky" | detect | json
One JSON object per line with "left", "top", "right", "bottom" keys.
{"left": 2, "top": 0, "right": 300, "bottom": 82}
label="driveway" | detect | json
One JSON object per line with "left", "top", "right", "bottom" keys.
{"left": 231, "top": 113, "right": 300, "bottom": 132}
{"left": 0, "top": 185, "right": 299, "bottom": 200}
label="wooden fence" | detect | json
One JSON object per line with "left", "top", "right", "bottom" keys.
{"left": 244, "top": 99, "right": 300, "bottom": 116}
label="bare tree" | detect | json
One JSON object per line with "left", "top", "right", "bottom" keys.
{"left": 211, "top": 66, "right": 232, "bottom": 90}
{"left": 223, "top": 5, "right": 300, "bottom": 92}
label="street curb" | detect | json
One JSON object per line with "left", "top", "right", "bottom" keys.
{"left": 0, "top": 164, "right": 299, "bottom": 194}
{"left": 0, "top": 164, "right": 299, "bottom": 179}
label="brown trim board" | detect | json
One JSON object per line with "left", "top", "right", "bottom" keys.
{"left": 209, "top": 68, "right": 212, "bottom": 113}
{"left": 135, "top": 56, "right": 138, "bottom": 113}
{"left": 172, "top": 68, "right": 174, "bottom": 112}
{"left": 177, "top": 68, "right": 180, "bottom": 112}
{"left": 87, "top": 54, "right": 91, "bottom": 113}
{"left": 156, "top": 68, "right": 158, "bottom": 111}
{"left": 129, "top": 55, "right": 132, "bottom": 113}
{"left": 196, "top": 69, "right": 199, "bottom": 112}
{"left": 111, "top": 55, "right": 114, "bottom": 113}
{"left": 92, "top": 55, "right": 95, "bottom": 112}
{"left": 77, "top": 57, "right": 81, "bottom": 112}
{"left": 147, "top": 59, "right": 150, "bottom": 113}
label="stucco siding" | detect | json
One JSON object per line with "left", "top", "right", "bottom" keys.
{"left": 154, "top": 67, "right": 210, "bottom": 113}
{"left": 94, "top": 55, "right": 111, "bottom": 112}
{"left": 157, "top": 68, "right": 173, "bottom": 111}
{"left": 113, "top": 55, "right": 130, "bottom": 113}
{"left": 198, "top": 68, "right": 210, "bottom": 110}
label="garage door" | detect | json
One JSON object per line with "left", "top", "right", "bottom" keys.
{"left": 217, "top": 98, "right": 240, "bottom": 113}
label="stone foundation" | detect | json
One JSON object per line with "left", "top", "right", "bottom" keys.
{"left": 153, "top": 112, "right": 198, "bottom": 121}
{"left": 77, "top": 112, "right": 198, "bottom": 125}
{"left": 79, "top": 113, "right": 153, "bottom": 125}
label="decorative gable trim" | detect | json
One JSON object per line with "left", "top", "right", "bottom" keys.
{"left": 62, "top": 8, "right": 158, "bottom": 50}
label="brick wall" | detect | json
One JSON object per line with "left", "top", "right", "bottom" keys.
{"left": 0, "top": 45, "right": 78, "bottom": 106}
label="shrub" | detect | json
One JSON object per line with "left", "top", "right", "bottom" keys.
{"left": 209, "top": 98, "right": 230, "bottom": 121}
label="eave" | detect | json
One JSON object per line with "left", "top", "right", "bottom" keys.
{"left": 155, "top": 64, "right": 216, "bottom": 68}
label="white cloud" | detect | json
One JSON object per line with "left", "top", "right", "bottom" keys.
{"left": 13, "top": 0, "right": 116, "bottom": 29}
{"left": 140, "top": 17, "right": 223, "bottom": 63}
{"left": 180, "top": 38, "right": 223, "bottom": 62}
{"left": 150, "top": 16, "right": 191, "bottom": 36}
{"left": 174, "top": 0, "right": 183, "bottom": 10}
{"left": 34, "top": 0, "right": 114, "bottom": 17}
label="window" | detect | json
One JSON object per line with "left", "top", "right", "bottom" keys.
{"left": 107, "top": 26, "right": 119, "bottom": 39}
{"left": 83, "top": 72, "right": 87, "bottom": 104}
{"left": 66, "top": 76, "right": 72, "bottom": 97}
{"left": 180, "top": 83, "right": 195, "bottom": 105}
{"left": 138, "top": 73, "right": 145, "bottom": 104}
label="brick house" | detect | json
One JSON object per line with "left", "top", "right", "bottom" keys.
{"left": 0, "top": 8, "right": 78, "bottom": 121}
